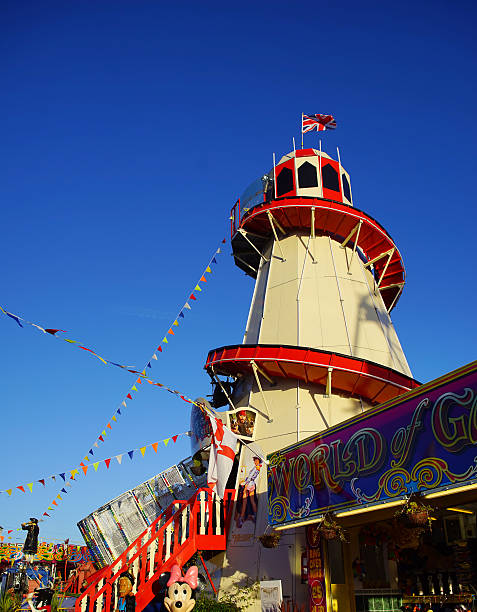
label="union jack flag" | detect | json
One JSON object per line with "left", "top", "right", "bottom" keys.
{"left": 302, "top": 113, "right": 337, "bottom": 133}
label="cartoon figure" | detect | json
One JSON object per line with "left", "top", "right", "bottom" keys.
{"left": 21, "top": 518, "right": 39, "bottom": 563}
{"left": 230, "top": 410, "right": 255, "bottom": 438}
{"left": 116, "top": 571, "right": 136, "bottom": 612}
{"left": 163, "top": 564, "right": 198, "bottom": 612}
{"left": 237, "top": 456, "right": 262, "bottom": 527}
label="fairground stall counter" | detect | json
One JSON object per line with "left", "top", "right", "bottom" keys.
{"left": 267, "top": 360, "right": 477, "bottom": 612}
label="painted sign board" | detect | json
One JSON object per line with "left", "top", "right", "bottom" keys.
{"left": 306, "top": 525, "right": 328, "bottom": 612}
{"left": 0, "top": 542, "right": 92, "bottom": 563}
{"left": 268, "top": 361, "right": 477, "bottom": 527}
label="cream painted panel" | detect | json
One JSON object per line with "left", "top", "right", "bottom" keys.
{"left": 259, "top": 281, "right": 298, "bottom": 345}
{"left": 243, "top": 244, "right": 272, "bottom": 344}
{"left": 315, "top": 276, "right": 350, "bottom": 351}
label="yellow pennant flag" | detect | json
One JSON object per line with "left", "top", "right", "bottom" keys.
{"left": 48, "top": 506, "right": 53, "bottom": 511}
{"left": 64, "top": 339, "right": 78, "bottom": 344}
{"left": 194, "top": 284, "right": 202, "bottom": 292}
{"left": 205, "top": 266, "right": 211, "bottom": 273}
{"left": 112, "top": 415, "right": 117, "bottom": 422}
{"left": 140, "top": 446, "right": 146, "bottom": 457}
{"left": 141, "top": 370, "right": 146, "bottom": 375}
{"left": 57, "top": 494, "right": 62, "bottom": 500}
{"left": 6, "top": 489, "right": 12, "bottom": 496}
{"left": 70, "top": 469, "right": 79, "bottom": 480}
{"left": 131, "top": 385, "right": 138, "bottom": 391}
{"left": 102, "top": 430, "right": 106, "bottom": 436}
{"left": 27, "top": 483, "right": 33, "bottom": 493}
{"left": 163, "top": 438, "right": 170, "bottom": 447}
{"left": 93, "top": 462, "right": 100, "bottom": 471}
{"left": 162, "top": 337, "right": 168, "bottom": 344}
{"left": 173, "top": 320, "right": 179, "bottom": 326}
{"left": 84, "top": 456, "right": 90, "bottom": 462}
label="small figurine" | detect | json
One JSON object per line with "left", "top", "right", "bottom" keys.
{"left": 164, "top": 565, "right": 198, "bottom": 612}
{"left": 116, "top": 571, "right": 136, "bottom": 612}
{"left": 21, "top": 518, "right": 39, "bottom": 562}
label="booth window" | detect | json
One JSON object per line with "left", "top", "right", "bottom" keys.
{"left": 342, "top": 174, "right": 351, "bottom": 202}
{"left": 322, "top": 163, "right": 340, "bottom": 193}
{"left": 298, "top": 161, "right": 318, "bottom": 188}
{"left": 276, "top": 167, "right": 294, "bottom": 196}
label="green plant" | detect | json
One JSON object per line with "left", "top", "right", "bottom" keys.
{"left": 394, "top": 494, "right": 434, "bottom": 530}
{"left": 318, "top": 512, "right": 348, "bottom": 542}
{"left": 195, "top": 592, "right": 238, "bottom": 612}
{"left": 0, "top": 591, "right": 22, "bottom": 612}
{"left": 50, "top": 592, "right": 65, "bottom": 612}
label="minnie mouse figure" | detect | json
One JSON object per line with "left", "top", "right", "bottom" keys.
{"left": 163, "top": 565, "right": 198, "bottom": 612}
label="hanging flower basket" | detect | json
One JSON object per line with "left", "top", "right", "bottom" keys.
{"left": 317, "top": 512, "right": 348, "bottom": 542}
{"left": 394, "top": 494, "right": 434, "bottom": 530}
{"left": 258, "top": 533, "right": 281, "bottom": 548}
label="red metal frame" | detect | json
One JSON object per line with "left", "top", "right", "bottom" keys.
{"left": 205, "top": 344, "right": 420, "bottom": 405}
{"left": 233, "top": 196, "right": 405, "bottom": 311}
{"left": 76, "top": 488, "right": 235, "bottom": 612}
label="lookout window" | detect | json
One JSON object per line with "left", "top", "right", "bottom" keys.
{"left": 276, "top": 167, "right": 294, "bottom": 197}
{"left": 298, "top": 161, "right": 318, "bottom": 188}
{"left": 322, "top": 163, "right": 340, "bottom": 193}
{"left": 342, "top": 174, "right": 351, "bottom": 202}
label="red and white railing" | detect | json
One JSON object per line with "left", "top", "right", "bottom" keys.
{"left": 76, "top": 488, "right": 235, "bottom": 612}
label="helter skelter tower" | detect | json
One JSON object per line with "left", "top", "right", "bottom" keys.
{"left": 204, "top": 145, "right": 420, "bottom": 604}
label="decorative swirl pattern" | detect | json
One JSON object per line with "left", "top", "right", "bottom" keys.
{"left": 268, "top": 453, "right": 285, "bottom": 469}
{"left": 269, "top": 496, "right": 289, "bottom": 524}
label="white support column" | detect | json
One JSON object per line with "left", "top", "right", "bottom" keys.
{"left": 311, "top": 207, "right": 317, "bottom": 263}
{"left": 250, "top": 360, "right": 273, "bottom": 422}
{"left": 377, "top": 248, "right": 395, "bottom": 288}
{"left": 267, "top": 211, "right": 286, "bottom": 261}
{"left": 325, "top": 367, "right": 333, "bottom": 397}
{"left": 340, "top": 219, "right": 363, "bottom": 274}
{"left": 238, "top": 229, "right": 269, "bottom": 262}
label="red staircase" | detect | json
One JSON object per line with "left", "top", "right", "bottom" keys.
{"left": 76, "top": 488, "right": 235, "bottom": 612}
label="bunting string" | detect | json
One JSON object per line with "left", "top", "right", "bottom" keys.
{"left": 30, "top": 239, "right": 224, "bottom": 522}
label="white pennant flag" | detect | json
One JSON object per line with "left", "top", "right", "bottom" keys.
{"left": 207, "top": 417, "right": 239, "bottom": 499}
{"left": 116, "top": 454, "right": 123, "bottom": 465}
{"left": 152, "top": 354, "right": 158, "bottom": 360}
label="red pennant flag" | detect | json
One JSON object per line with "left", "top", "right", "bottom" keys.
{"left": 43, "top": 513, "right": 50, "bottom": 517}
{"left": 172, "top": 435, "right": 178, "bottom": 443}
{"left": 105, "top": 458, "right": 111, "bottom": 469}
{"left": 98, "top": 435, "right": 104, "bottom": 442}
{"left": 45, "top": 329, "right": 65, "bottom": 335}
{"left": 38, "top": 479, "right": 45, "bottom": 486}
{"left": 8, "top": 530, "right": 12, "bottom": 534}
{"left": 80, "top": 463, "right": 88, "bottom": 475}
{"left": 190, "top": 294, "right": 196, "bottom": 301}
{"left": 157, "top": 346, "right": 163, "bottom": 352}
{"left": 127, "top": 393, "right": 132, "bottom": 400}
{"left": 222, "top": 238, "right": 226, "bottom": 243}
{"left": 17, "top": 486, "right": 25, "bottom": 493}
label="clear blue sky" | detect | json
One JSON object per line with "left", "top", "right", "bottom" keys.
{"left": 1, "top": 0, "right": 476, "bottom": 543}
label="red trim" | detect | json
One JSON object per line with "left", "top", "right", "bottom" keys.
{"left": 235, "top": 197, "right": 405, "bottom": 310}
{"left": 205, "top": 344, "right": 420, "bottom": 405}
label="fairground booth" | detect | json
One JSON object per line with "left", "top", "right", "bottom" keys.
{"left": 268, "top": 360, "right": 477, "bottom": 612}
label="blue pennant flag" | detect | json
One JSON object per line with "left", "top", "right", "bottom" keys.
{"left": 61, "top": 488, "right": 67, "bottom": 494}
{"left": 128, "top": 450, "right": 134, "bottom": 460}
{"left": 179, "top": 312, "right": 185, "bottom": 318}
{"left": 147, "top": 362, "right": 151, "bottom": 368}
{"left": 212, "top": 257, "right": 217, "bottom": 264}
{"left": 117, "top": 408, "right": 121, "bottom": 415}
{"left": 5, "top": 311, "right": 23, "bottom": 327}
{"left": 89, "top": 448, "right": 94, "bottom": 456}
{"left": 59, "top": 473, "right": 66, "bottom": 481}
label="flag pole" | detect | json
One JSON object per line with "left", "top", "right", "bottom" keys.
{"left": 301, "top": 113, "right": 304, "bottom": 148}
{"left": 293, "top": 137, "right": 299, "bottom": 193}
{"left": 272, "top": 153, "right": 277, "bottom": 199}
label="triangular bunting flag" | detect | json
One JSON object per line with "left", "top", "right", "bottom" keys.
{"left": 184, "top": 302, "right": 191, "bottom": 310}
{"left": 200, "top": 276, "right": 207, "bottom": 282}
{"left": 152, "top": 354, "right": 158, "bottom": 360}
{"left": 61, "top": 488, "right": 67, "bottom": 494}
{"left": 136, "top": 377, "right": 142, "bottom": 384}
{"left": 168, "top": 329, "right": 174, "bottom": 335}
{"left": 27, "top": 483, "right": 33, "bottom": 493}
{"left": 127, "top": 393, "right": 132, "bottom": 399}
{"left": 17, "top": 486, "right": 25, "bottom": 493}
{"left": 7, "top": 530, "right": 12, "bottom": 534}
{"left": 194, "top": 285, "right": 202, "bottom": 292}
{"left": 102, "top": 430, "right": 106, "bottom": 436}
{"left": 157, "top": 346, "right": 163, "bottom": 352}
{"left": 172, "top": 435, "right": 178, "bottom": 443}
{"left": 98, "top": 435, "right": 104, "bottom": 442}
{"left": 39, "top": 479, "right": 46, "bottom": 486}
{"left": 173, "top": 320, "right": 179, "bottom": 326}
{"left": 147, "top": 362, "right": 151, "bottom": 368}
{"left": 94, "top": 442, "right": 99, "bottom": 448}
{"left": 121, "top": 401, "right": 127, "bottom": 407}
{"left": 6, "top": 489, "right": 12, "bottom": 496}
{"left": 70, "top": 469, "right": 79, "bottom": 480}
{"left": 140, "top": 446, "right": 146, "bottom": 457}
{"left": 52, "top": 500, "right": 58, "bottom": 506}
{"left": 131, "top": 385, "right": 138, "bottom": 392}
{"left": 179, "top": 312, "right": 184, "bottom": 318}
{"left": 206, "top": 266, "right": 211, "bottom": 273}
{"left": 162, "top": 337, "right": 168, "bottom": 344}
{"left": 141, "top": 369, "right": 146, "bottom": 375}
{"left": 190, "top": 294, "right": 196, "bottom": 301}
{"left": 222, "top": 238, "right": 226, "bottom": 243}
{"left": 105, "top": 458, "right": 111, "bottom": 469}
{"left": 84, "top": 456, "right": 90, "bottom": 462}
{"left": 51, "top": 475, "right": 56, "bottom": 481}
{"left": 93, "top": 462, "right": 100, "bottom": 472}
{"left": 112, "top": 415, "right": 117, "bottom": 422}
{"left": 117, "top": 408, "right": 122, "bottom": 415}
{"left": 164, "top": 438, "right": 170, "bottom": 447}
{"left": 80, "top": 463, "right": 88, "bottom": 475}
{"left": 152, "top": 442, "right": 159, "bottom": 453}
{"left": 89, "top": 448, "right": 94, "bottom": 456}
{"left": 57, "top": 494, "right": 62, "bottom": 500}
{"left": 212, "top": 257, "right": 217, "bottom": 264}
{"left": 116, "top": 454, "right": 123, "bottom": 464}
{"left": 107, "top": 423, "right": 112, "bottom": 429}
{"left": 48, "top": 506, "right": 53, "bottom": 511}
{"left": 43, "top": 513, "right": 50, "bottom": 517}
{"left": 128, "top": 450, "right": 134, "bottom": 460}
